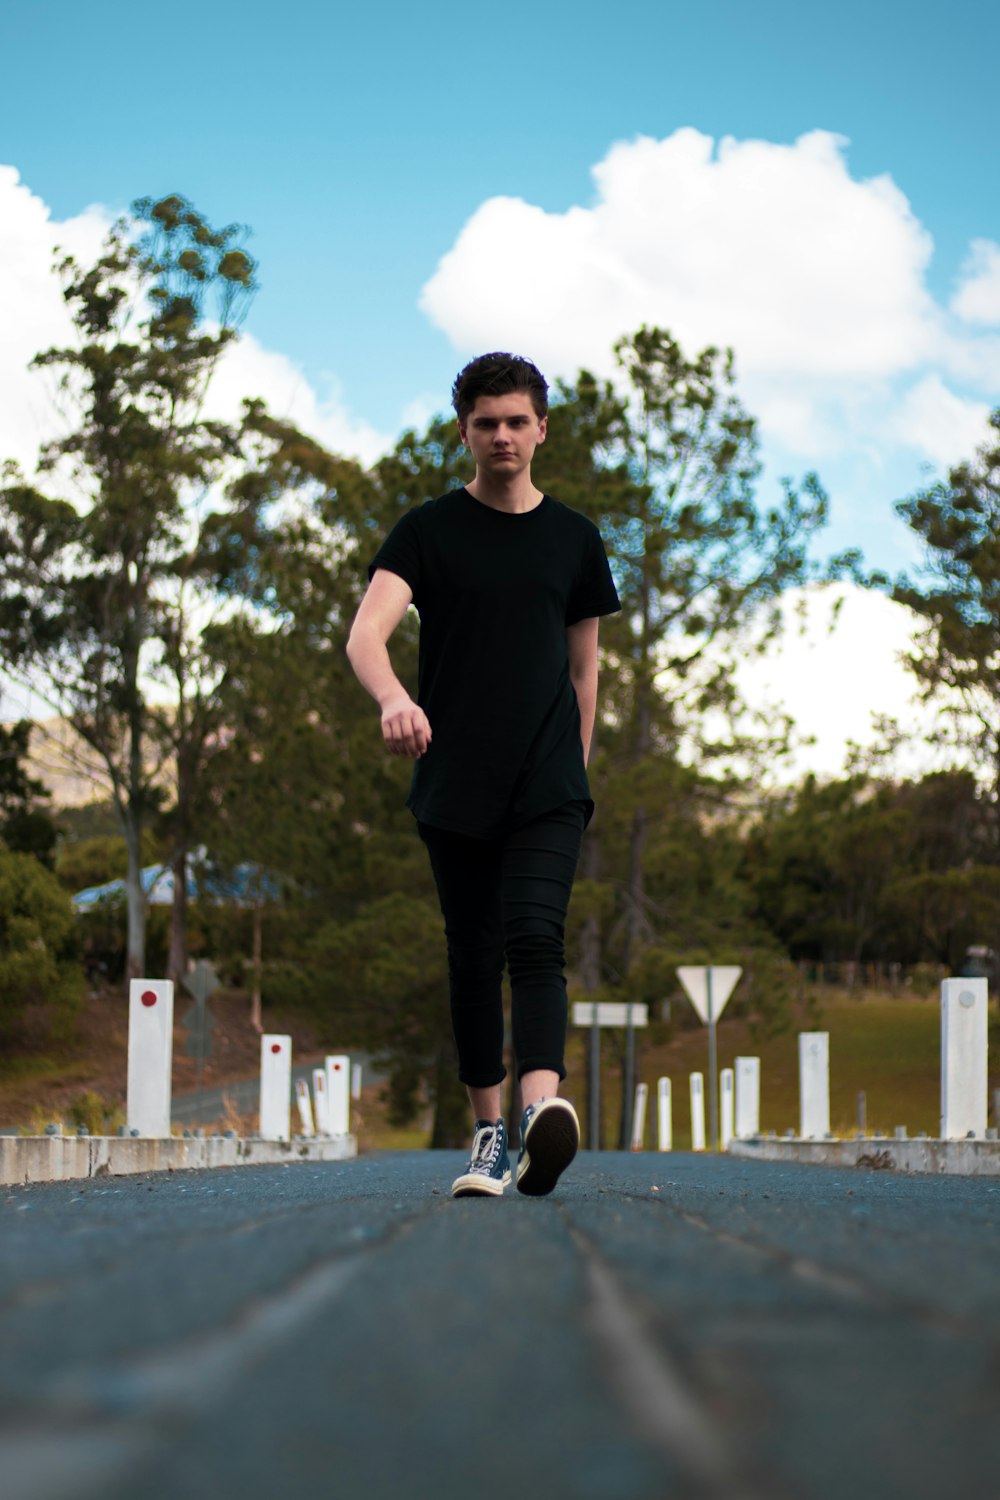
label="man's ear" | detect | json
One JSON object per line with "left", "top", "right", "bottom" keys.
{"left": 536, "top": 416, "right": 547, "bottom": 444}
{"left": 458, "top": 422, "right": 469, "bottom": 448}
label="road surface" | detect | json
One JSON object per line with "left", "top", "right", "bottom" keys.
{"left": 1, "top": 1151, "right": 998, "bottom": 1499}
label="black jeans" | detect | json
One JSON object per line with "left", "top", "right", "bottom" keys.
{"left": 418, "top": 801, "right": 587, "bottom": 1087}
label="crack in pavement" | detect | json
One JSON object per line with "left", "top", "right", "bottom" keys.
{"left": 563, "top": 1207, "right": 766, "bottom": 1500}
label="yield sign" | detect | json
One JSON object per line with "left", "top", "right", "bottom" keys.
{"left": 677, "top": 966, "right": 743, "bottom": 1025}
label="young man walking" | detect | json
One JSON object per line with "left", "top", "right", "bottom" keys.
{"left": 346, "top": 353, "right": 619, "bottom": 1197}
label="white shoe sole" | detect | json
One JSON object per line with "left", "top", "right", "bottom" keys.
{"left": 516, "top": 1099, "right": 580, "bottom": 1196}
{"left": 451, "top": 1168, "right": 511, "bottom": 1198}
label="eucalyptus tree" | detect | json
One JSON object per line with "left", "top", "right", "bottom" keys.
{"left": 0, "top": 196, "right": 346, "bottom": 980}
{"left": 538, "top": 329, "right": 833, "bottom": 1137}
{"left": 892, "top": 410, "right": 1000, "bottom": 824}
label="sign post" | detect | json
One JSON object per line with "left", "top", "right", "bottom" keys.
{"left": 676, "top": 967, "right": 742, "bottom": 1151}
{"left": 590, "top": 999, "right": 600, "bottom": 1153}
{"left": 182, "top": 961, "right": 220, "bottom": 1123}
{"left": 573, "top": 1003, "right": 649, "bottom": 1152}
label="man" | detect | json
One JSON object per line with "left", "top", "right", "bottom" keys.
{"left": 346, "top": 353, "right": 620, "bottom": 1196}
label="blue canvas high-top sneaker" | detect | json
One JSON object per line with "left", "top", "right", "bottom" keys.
{"left": 515, "top": 1097, "right": 580, "bottom": 1196}
{"left": 451, "top": 1118, "right": 511, "bottom": 1197}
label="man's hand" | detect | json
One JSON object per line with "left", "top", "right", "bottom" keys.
{"left": 380, "top": 695, "right": 432, "bottom": 759}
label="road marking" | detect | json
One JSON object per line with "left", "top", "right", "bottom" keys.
{"left": 566, "top": 1218, "right": 761, "bottom": 1500}
{"left": 662, "top": 1201, "right": 971, "bottom": 1335}
{"left": 0, "top": 1207, "right": 437, "bottom": 1500}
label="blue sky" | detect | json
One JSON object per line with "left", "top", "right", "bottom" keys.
{"left": 2, "top": 0, "right": 999, "bottom": 578}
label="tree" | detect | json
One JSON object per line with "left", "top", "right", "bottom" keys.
{"left": 0, "top": 845, "right": 83, "bottom": 1048}
{"left": 893, "top": 409, "right": 1000, "bottom": 822}
{"left": 0, "top": 720, "right": 57, "bottom": 865}
{"left": 0, "top": 195, "right": 348, "bottom": 981}
{"left": 537, "top": 329, "right": 832, "bottom": 1139}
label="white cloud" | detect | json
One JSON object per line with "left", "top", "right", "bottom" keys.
{"left": 0, "top": 166, "right": 388, "bottom": 482}
{"left": 0, "top": 166, "right": 111, "bottom": 471}
{"left": 208, "top": 334, "right": 390, "bottom": 467}
{"left": 889, "top": 375, "right": 993, "bottom": 469}
{"left": 733, "top": 583, "right": 963, "bottom": 782}
{"left": 952, "top": 239, "right": 1000, "bottom": 326}
{"left": 420, "top": 129, "right": 998, "bottom": 466}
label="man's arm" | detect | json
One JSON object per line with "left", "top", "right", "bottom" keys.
{"left": 566, "top": 616, "right": 600, "bottom": 766}
{"left": 346, "top": 569, "right": 432, "bottom": 759}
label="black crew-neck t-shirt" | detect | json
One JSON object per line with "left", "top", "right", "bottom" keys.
{"left": 367, "top": 487, "right": 621, "bottom": 839}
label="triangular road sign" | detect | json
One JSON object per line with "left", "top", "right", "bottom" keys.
{"left": 677, "top": 966, "right": 743, "bottom": 1025}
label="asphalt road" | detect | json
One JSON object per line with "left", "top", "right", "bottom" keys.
{"left": 1, "top": 1151, "right": 998, "bottom": 1500}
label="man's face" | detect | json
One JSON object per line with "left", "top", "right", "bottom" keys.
{"left": 459, "top": 392, "right": 547, "bottom": 479}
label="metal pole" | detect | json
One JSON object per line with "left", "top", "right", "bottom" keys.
{"left": 589, "top": 1000, "right": 600, "bottom": 1152}
{"left": 624, "top": 1007, "right": 635, "bottom": 1149}
{"left": 707, "top": 969, "right": 718, "bottom": 1151}
{"left": 195, "top": 998, "right": 205, "bottom": 1122}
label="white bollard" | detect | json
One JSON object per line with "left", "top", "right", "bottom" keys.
{"left": 260, "top": 1035, "right": 292, "bottom": 1141}
{"left": 799, "top": 1032, "right": 830, "bottom": 1139}
{"left": 312, "top": 1068, "right": 331, "bottom": 1135}
{"left": 326, "top": 1054, "right": 350, "bottom": 1137}
{"left": 657, "top": 1077, "right": 672, "bottom": 1152}
{"left": 295, "top": 1077, "right": 315, "bottom": 1136}
{"left": 630, "top": 1082, "right": 648, "bottom": 1151}
{"left": 720, "top": 1067, "right": 735, "bottom": 1149}
{"left": 735, "top": 1056, "right": 761, "bottom": 1139}
{"left": 351, "top": 1062, "right": 363, "bottom": 1101}
{"left": 941, "top": 978, "right": 988, "bottom": 1139}
{"left": 127, "top": 979, "right": 174, "bottom": 1138}
{"left": 690, "top": 1072, "right": 706, "bottom": 1152}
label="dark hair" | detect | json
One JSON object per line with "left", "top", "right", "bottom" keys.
{"left": 451, "top": 352, "right": 548, "bottom": 425}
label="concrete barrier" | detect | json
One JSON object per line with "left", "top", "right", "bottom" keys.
{"left": 1, "top": 1132, "right": 357, "bottom": 1186}
{"left": 729, "top": 1135, "right": 1000, "bottom": 1176}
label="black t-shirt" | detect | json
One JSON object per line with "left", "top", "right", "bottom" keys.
{"left": 367, "top": 487, "right": 621, "bottom": 838}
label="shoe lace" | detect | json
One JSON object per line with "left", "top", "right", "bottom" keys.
{"left": 468, "top": 1123, "right": 502, "bottom": 1172}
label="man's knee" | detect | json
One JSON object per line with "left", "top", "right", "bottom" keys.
{"left": 447, "top": 939, "right": 505, "bottom": 983}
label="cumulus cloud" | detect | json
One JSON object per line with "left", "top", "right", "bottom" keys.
{"left": 0, "top": 167, "right": 387, "bottom": 482}
{"left": 208, "top": 334, "right": 389, "bottom": 467}
{"left": 0, "top": 166, "right": 111, "bottom": 471}
{"left": 732, "top": 583, "right": 962, "bottom": 782}
{"left": 420, "top": 129, "right": 997, "bottom": 467}
{"left": 952, "top": 238, "right": 1000, "bottom": 326}
{"left": 889, "top": 375, "right": 993, "bottom": 468}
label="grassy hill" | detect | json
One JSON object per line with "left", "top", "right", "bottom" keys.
{"left": 563, "top": 989, "right": 1000, "bottom": 1149}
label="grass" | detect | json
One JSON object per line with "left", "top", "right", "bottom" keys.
{"left": 561, "top": 988, "right": 1000, "bottom": 1150}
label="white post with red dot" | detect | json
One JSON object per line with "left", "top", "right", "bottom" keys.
{"left": 127, "top": 979, "right": 174, "bottom": 1138}
{"left": 326, "top": 1055, "right": 350, "bottom": 1137}
{"left": 720, "top": 1067, "right": 735, "bottom": 1149}
{"left": 259, "top": 1035, "right": 292, "bottom": 1141}
{"left": 295, "top": 1077, "right": 315, "bottom": 1136}
{"left": 941, "top": 977, "right": 988, "bottom": 1139}
{"left": 656, "top": 1077, "right": 672, "bottom": 1151}
{"left": 735, "top": 1056, "right": 761, "bottom": 1139}
{"left": 312, "top": 1068, "right": 331, "bottom": 1135}
{"left": 690, "top": 1072, "right": 706, "bottom": 1152}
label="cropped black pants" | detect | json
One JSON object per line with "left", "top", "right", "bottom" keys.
{"left": 418, "top": 800, "right": 586, "bottom": 1087}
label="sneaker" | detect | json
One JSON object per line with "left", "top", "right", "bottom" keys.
{"left": 451, "top": 1118, "right": 511, "bottom": 1198}
{"left": 515, "top": 1097, "right": 580, "bottom": 1196}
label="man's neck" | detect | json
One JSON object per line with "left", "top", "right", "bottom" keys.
{"left": 466, "top": 470, "right": 543, "bottom": 513}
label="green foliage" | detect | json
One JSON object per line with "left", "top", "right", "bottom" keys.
{"left": 0, "top": 720, "right": 57, "bottom": 865}
{"left": 745, "top": 770, "right": 1000, "bottom": 970}
{"left": 0, "top": 846, "right": 83, "bottom": 1043}
{"left": 893, "top": 408, "right": 1000, "bottom": 804}
{"left": 56, "top": 835, "right": 129, "bottom": 892}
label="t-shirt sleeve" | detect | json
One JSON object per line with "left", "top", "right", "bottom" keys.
{"left": 367, "top": 508, "right": 422, "bottom": 602}
{"left": 566, "top": 522, "right": 621, "bottom": 625}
